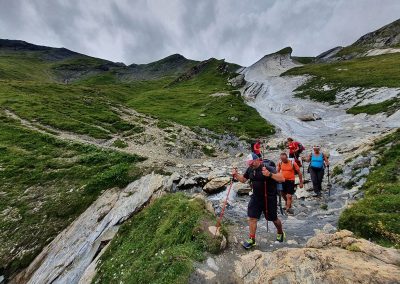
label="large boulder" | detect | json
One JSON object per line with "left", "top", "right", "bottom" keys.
{"left": 207, "top": 169, "right": 228, "bottom": 180}
{"left": 203, "top": 177, "right": 230, "bottom": 194}
{"left": 13, "top": 174, "right": 169, "bottom": 284}
{"left": 235, "top": 230, "right": 400, "bottom": 283}
{"left": 298, "top": 113, "right": 322, "bottom": 121}
{"left": 177, "top": 177, "right": 198, "bottom": 189}
{"left": 233, "top": 182, "right": 252, "bottom": 195}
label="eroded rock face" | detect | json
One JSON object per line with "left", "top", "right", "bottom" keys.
{"left": 235, "top": 230, "right": 400, "bottom": 284}
{"left": 13, "top": 174, "right": 169, "bottom": 284}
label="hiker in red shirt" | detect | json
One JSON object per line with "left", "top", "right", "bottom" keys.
{"left": 252, "top": 139, "right": 262, "bottom": 158}
{"left": 287, "top": 138, "right": 304, "bottom": 160}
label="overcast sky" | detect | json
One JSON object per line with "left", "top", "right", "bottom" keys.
{"left": 0, "top": 0, "right": 399, "bottom": 66}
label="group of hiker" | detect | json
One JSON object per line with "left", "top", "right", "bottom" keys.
{"left": 232, "top": 137, "right": 330, "bottom": 249}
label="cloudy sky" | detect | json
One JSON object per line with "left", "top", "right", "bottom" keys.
{"left": 0, "top": 0, "right": 399, "bottom": 66}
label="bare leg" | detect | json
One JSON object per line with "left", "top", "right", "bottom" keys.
{"left": 248, "top": 218, "right": 258, "bottom": 237}
{"left": 286, "top": 194, "right": 292, "bottom": 209}
{"left": 273, "top": 218, "right": 283, "bottom": 234}
{"left": 281, "top": 192, "right": 287, "bottom": 203}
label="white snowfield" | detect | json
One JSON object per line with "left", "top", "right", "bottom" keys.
{"left": 240, "top": 52, "right": 400, "bottom": 158}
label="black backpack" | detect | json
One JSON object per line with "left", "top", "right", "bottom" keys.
{"left": 297, "top": 143, "right": 305, "bottom": 154}
{"left": 262, "top": 159, "right": 277, "bottom": 174}
{"left": 250, "top": 141, "right": 256, "bottom": 152}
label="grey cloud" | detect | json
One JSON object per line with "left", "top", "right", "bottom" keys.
{"left": 0, "top": 0, "right": 399, "bottom": 66}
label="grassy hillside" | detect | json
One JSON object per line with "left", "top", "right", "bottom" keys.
{"left": 347, "top": 98, "right": 400, "bottom": 116}
{"left": 125, "top": 59, "right": 274, "bottom": 137}
{"left": 94, "top": 193, "right": 225, "bottom": 284}
{"left": 283, "top": 53, "right": 400, "bottom": 110}
{"left": 0, "top": 40, "right": 274, "bottom": 278}
{"left": 339, "top": 130, "right": 400, "bottom": 248}
{"left": 0, "top": 45, "right": 274, "bottom": 139}
{"left": 0, "top": 112, "right": 144, "bottom": 276}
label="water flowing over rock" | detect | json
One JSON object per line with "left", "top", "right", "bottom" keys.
{"left": 235, "top": 230, "right": 400, "bottom": 283}
{"left": 13, "top": 174, "right": 170, "bottom": 284}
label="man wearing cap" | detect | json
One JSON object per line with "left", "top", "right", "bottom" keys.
{"left": 232, "top": 153, "right": 286, "bottom": 249}
{"left": 303, "top": 145, "right": 330, "bottom": 197}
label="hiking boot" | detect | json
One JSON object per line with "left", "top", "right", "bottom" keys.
{"left": 242, "top": 238, "right": 256, "bottom": 249}
{"left": 286, "top": 208, "right": 294, "bottom": 215}
{"left": 276, "top": 231, "right": 286, "bottom": 243}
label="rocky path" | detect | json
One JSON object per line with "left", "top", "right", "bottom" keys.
{"left": 185, "top": 134, "right": 400, "bottom": 283}
{"left": 4, "top": 108, "right": 245, "bottom": 171}
{"left": 187, "top": 52, "right": 400, "bottom": 283}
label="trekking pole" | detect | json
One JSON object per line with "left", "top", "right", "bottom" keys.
{"left": 214, "top": 174, "right": 234, "bottom": 236}
{"left": 278, "top": 184, "right": 286, "bottom": 216}
{"left": 264, "top": 180, "right": 269, "bottom": 232}
{"left": 327, "top": 165, "right": 332, "bottom": 197}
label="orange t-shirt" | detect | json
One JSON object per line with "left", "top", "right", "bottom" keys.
{"left": 278, "top": 160, "right": 300, "bottom": 181}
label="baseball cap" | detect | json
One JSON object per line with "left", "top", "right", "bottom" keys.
{"left": 245, "top": 153, "right": 261, "bottom": 166}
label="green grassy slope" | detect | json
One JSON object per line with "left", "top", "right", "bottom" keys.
{"left": 94, "top": 193, "right": 225, "bottom": 284}
{"left": 339, "top": 130, "right": 400, "bottom": 248}
{"left": 125, "top": 59, "right": 274, "bottom": 137}
{"left": 347, "top": 98, "right": 400, "bottom": 116}
{"left": 282, "top": 53, "right": 400, "bottom": 108}
{"left": 0, "top": 113, "right": 144, "bottom": 276}
{"left": 0, "top": 45, "right": 274, "bottom": 139}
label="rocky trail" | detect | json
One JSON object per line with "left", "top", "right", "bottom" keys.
{"left": 8, "top": 51, "right": 400, "bottom": 284}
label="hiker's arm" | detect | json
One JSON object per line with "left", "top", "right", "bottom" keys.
{"left": 232, "top": 168, "right": 247, "bottom": 183}
{"left": 262, "top": 167, "right": 285, "bottom": 182}
{"left": 324, "top": 155, "right": 330, "bottom": 166}
{"left": 294, "top": 163, "right": 303, "bottom": 187}
{"left": 302, "top": 154, "right": 311, "bottom": 162}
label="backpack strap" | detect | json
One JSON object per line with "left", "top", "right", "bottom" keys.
{"left": 291, "top": 159, "right": 299, "bottom": 175}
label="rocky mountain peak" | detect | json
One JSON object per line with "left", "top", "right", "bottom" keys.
{"left": 240, "top": 46, "right": 301, "bottom": 80}
{"left": 353, "top": 18, "right": 400, "bottom": 48}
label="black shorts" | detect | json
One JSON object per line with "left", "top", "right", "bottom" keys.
{"left": 248, "top": 194, "right": 277, "bottom": 221}
{"left": 282, "top": 180, "right": 295, "bottom": 195}
{"left": 289, "top": 151, "right": 301, "bottom": 159}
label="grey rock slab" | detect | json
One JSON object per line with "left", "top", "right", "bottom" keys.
{"left": 16, "top": 174, "right": 168, "bottom": 284}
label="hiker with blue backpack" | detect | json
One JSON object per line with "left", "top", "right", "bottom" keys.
{"left": 303, "top": 145, "right": 330, "bottom": 197}
{"left": 232, "top": 153, "right": 286, "bottom": 249}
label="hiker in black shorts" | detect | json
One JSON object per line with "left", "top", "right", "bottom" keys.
{"left": 232, "top": 153, "right": 286, "bottom": 249}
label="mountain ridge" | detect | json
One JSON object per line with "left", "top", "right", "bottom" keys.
{"left": 316, "top": 18, "right": 400, "bottom": 61}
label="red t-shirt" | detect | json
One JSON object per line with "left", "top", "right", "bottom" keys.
{"left": 289, "top": 141, "right": 299, "bottom": 154}
{"left": 253, "top": 142, "right": 261, "bottom": 155}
